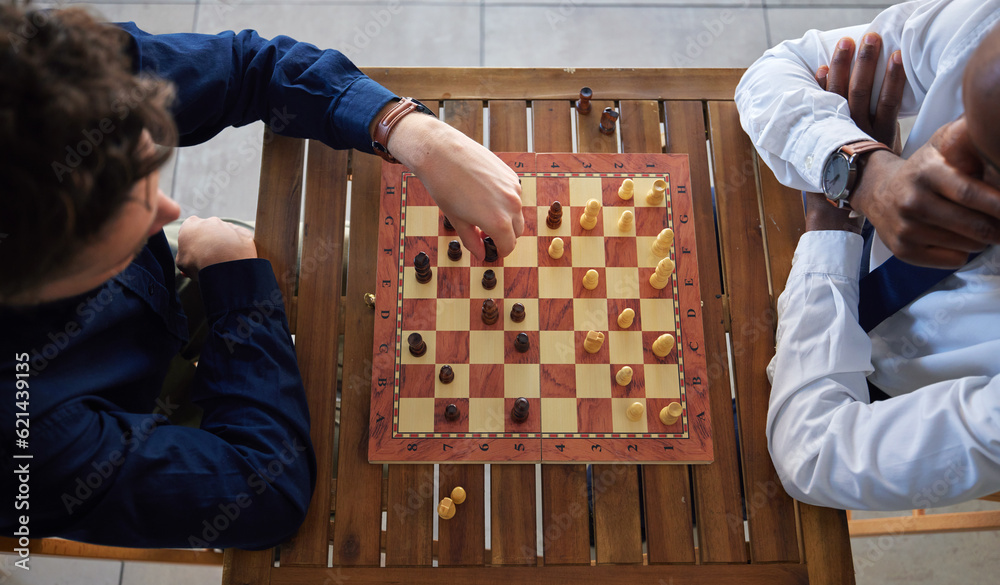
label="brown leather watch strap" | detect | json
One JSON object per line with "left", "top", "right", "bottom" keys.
{"left": 371, "top": 97, "right": 424, "bottom": 164}
{"left": 841, "top": 140, "right": 891, "bottom": 158}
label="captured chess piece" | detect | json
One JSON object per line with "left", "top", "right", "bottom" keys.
{"left": 483, "top": 236, "right": 498, "bottom": 262}
{"left": 511, "top": 397, "right": 530, "bottom": 422}
{"left": 576, "top": 87, "right": 593, "bottom": 115}
{"left": 407, "top": 332, "right": 426, "bottom": 357}
{"left": 443, "top": 216, "right": 455, "bottom": 231}
{"left": 583, "top": 330, "right": 605, "bottom": 354}
{"left": 414, "top": 251, "right": 432, "bottom": 284}
{"left": 548, "top": 237, "right": 565, "bottom": 259}
{"left": 482, "top": 269, "right": 498, "bottom": 290}
{"left": 447, "top": 240, "right": 462, "bottom": 261}
{"left": 438, "top": 497, "right": 456, "bottom": 520}
{"left": 626, "top": 401, "right": 645, "bottom": 422}
{"left": 510, "top": 302, "right": 526, "bottom": 323}
{"left": 616, "top": 366, "right": 634, "bottom": 386}
{"left": 546, "top": 201, "right": 563, "bottom": 229}
{"left": 444, "top": 403, "right": 459, "bottom": 421}
{"left": 482, "top": 298, "right": 500, "bottom": 325}
{"left": 582, "top": 269, "right": 600, "bottom": 290}
{"left": 618, "top": 178, "right": 634, "bottom": 200}
{"left": 659, "top": 402, "right": 684, "bottom": 425}
{"left": 617, "top": 308, "right": 635, "bottom": 329}
{"left": 439, "top": 365, "right": 455, "bottom": 384}
{"left": 649, "top": 257, "right": 674, "bottom": 290}
{"left": 599, "top": 107, "right": 619, "bottom": 135}
{"left": 646, "top": 179, "right": 667, "bottom": 206}
{"left": 651, "top": 228, "right": 674, "bottom": 257}
{"left": 450, "top": 486, "right": 467, "bottom": 505}
{"left": 514, "top": 332, "right": 530, "bottom": 353}
{"left": 652, "top": 333, "right": 675, "bottom": 358}
{"left": 618, "top": 209, "right": 634, "bottom": 233}
{"left": 579, "top": 199, "right": 601, "bottom": 230}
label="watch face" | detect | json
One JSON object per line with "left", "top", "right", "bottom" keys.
{"left": 823, "top": 153, "right": 851, "bottom": 198}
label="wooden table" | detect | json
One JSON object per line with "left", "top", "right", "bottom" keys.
{"left": 222, "top": 68, "right": 855, "bottom": 585}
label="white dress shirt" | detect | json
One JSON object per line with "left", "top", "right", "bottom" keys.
{"left": 738, "top": 0, "right": 1000, "bottom": 509}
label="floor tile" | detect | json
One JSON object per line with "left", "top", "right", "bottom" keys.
{"left": 0, "top": 554, "right": 121, "bottom": 585}
{"left": 120, "top": 560, "right": 223, "bottom": 585}
{"left": 765, "top": 7, "right": 890, "bottom": 47}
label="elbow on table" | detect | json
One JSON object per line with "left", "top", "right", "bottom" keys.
{"left": 767, "top": 423, "right": 836, "bottom": 508}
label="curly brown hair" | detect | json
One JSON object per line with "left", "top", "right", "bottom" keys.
{"left": 0, "top": 1, "right": 177, "bottom": 302}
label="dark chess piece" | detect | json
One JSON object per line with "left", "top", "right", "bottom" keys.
{"left": 510, "top": 302, "right": 526, "bottom": 323}
{"left": 483, "top": 237, "right": 498, "bottom": 262}
{"left": 546, "top": 201, "right": 563, "bottom": 229}
{"left": 482, "top": 269, "right": 497, "bottom": 290}
{"left": 439, "top": 365, "right": 455, "bottom": 384}
{"left": 511, "top": 397, "right": 530, "bottom": 423}
{"left": 447, "top": 240, "right": 462, "bottom": 261}
{"left": 576, "top": 87, "right": 593, "bottom": 115}
{"left": 443, "top": 216, "right": 454, "bottom": 231}
{"left": 445, "top": 403, "right": 459, "bottom": 421}
{"left": 514, "top": 332, "right": 530, "bottom": 353}
{"left": 407, "top": 332, "right": 426, "bottom": 357}
{"left": 414, "top": 251, "right": 432, "bottom": 284}
{"left": 482, "top": 299, "right": 499, "bottom": 326}
{"left": 599, "top": 107, "right": 620, "bottom": 135}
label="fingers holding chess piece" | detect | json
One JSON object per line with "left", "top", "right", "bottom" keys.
{"left": 649, "top": 257, "right": 674, "bottom": 290}
{"left": 618, "top": 209, "right": 634, "bottom": 233}
{"left": 659, "top": 402, "right": 684, "bottom": 425}
{"left": 651, "top": 228, "right": 674, "bottom": 257}
{"left": 582, "top": 269, "right": 600, "bottom": 290}
{"left": 616, "top": 366, "right": 634, "bottom": 386}
{"left": 583, "top": 330, "right": 605, "bottom": 354}
{"left": 646, "top": 179, "right": 667, "bottom": 206}
{"left": 617, "top": 308, "right": 635, "bottom": 329}
{"left": 618, "top": 178, "right": 634, "bottom": 200}
{"left": 483, "top": 236, "right": 499, "bottom": 262}
{"left": 652, "top": 333, "right": 675, "bottom": 358}
{"left": 579, "top": 199, "right": 601, "bottom": 230}
{"left": 548, "top": 237, "right": 565, "bottom": 259}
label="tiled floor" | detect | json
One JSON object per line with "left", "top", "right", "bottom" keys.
{"left": 10, "top": 1, "right": 999, "bottom": 584}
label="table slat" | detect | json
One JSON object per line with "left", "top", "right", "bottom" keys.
{"left": 223, "top": 549, "right": 272, "bottom": 585}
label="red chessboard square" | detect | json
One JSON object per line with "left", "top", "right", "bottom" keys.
{"left": 572, "top": 267, "right": 607, "bottom": 298}
{"left": 504, "top": 397, "right": 540, "bottom": 433}
{"left": 404, "top": 237, "right": 438, "bottom": 266}
{"left": 574, "top": 330, "right": 610, "bottom": 364}
{"left": 504, "top": 267, "right": 538, "bottom": 298}
{"left": 601, "top": 177, "right": 633, "bottom": 207}
{"left": 540, "top": 364, "right": 577, "bottom": 398}
{"left": 504, "top": 330, "right": 540, "bottom": 364}
{"left": 437, "top": 267, "right": 470, "bottom": 298}
{"left": 646, "top": 398, "right": 684, "bottom": 431}
{"left": 635, "top": 207, "right": 669, "bottom": 237}
{"left": 399, "top": 364, "right": 435, "bottom": 398}
{"left": 470, "top": 364, "right": 504, "bottom": 398}
{"left": 470, "top": 298, "right": 504, "bottom": 331}
{"left": 610, "top": 364, "right": 645, "bottom": 399}
{"left": 642, "top": 331, "right": 678, "bottom": 364}
{"left": 638, "top": 268, "right": 674, "bottom": 299}
{"left": 539, "top": 298, "right": 574, "bottom": 331}
{"left": 537, "top": 236, "right": 572, "bottom": 268}
{"left": 434, "top": 398, "right": 470, "bottom": 433}
{"left": 536, "top": 177, "right": 569, "bottom": 207}
{"left": 404, "top": 176, "right": 435, "bottom": 207}
{"left": 570, "top": 206, "right": 605, "bottom": 237}
{"left": 577, "top": 398, "right": 612, "bottom": 433}
{"left": 402, "top": 299, "right": 437, "bottom": 331}
{"left": 606, "top": 298, "right": 642, "bottom": 331}
{"left": 521, "top": 207, "right": 538, "bottom": 237}
{"left": 436, "top": 331, "right": 470, "bottom": 364}
{"left": 604, "top": 238, "right": 638, "bottom": 268}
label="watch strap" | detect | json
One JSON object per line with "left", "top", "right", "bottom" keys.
{"left": 841, "top": 140, "right": 891, "bottom": 158}
{"left": 371, "top": 97, "right": 435, "bottom": 164}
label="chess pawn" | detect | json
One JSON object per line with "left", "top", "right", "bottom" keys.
{"left": 510, "top": 302, "right": 526, "bottom": 323}
{"left": 482, "top": 299, "right": 500, "bottom": 325}
{"left": 649, "top": 257, "right": 674, "bottom": 290}
{"left": 548, "top": 237, "right": 565, "bottom": 259}
{"left": 618, "top": 178, "right": 634, "bottom": 200}
{"left": 626, "top": 401, "right": 644, "bottom": 422}
{"left": 617, "top": 210, "right": 634, "bottom": 233}
{"left": 579, "top": 199, "right": 601, "bottom": 230}
{"left": 616, "top": 366, "right": 633, "bottom": 386}
{"left": 414, "top": 251, "right": 432, "bottom": 284}
{"left": 511, "top": 397, "right": 530, "bottom": 423}
{"left": 617, "top": 308, "right": 635, "bottom": 329}
{"left": 450, "top": 486, "right": 467, "bottom": 505}
{"left": 582, "top": 269, "right": 600, "bottom": 291}
{"left": 546, "top": 201, "right": 563, "bottom": 229}
{"left": 407, "top": 332, "right": 426, "bottom": 357}
{"left": 439, "top": 365, "right": 455, "bottom": 384}
{"left": 583, "top": 330, "right": 605, "bottom": 354}
{"left": 444, "top": 403, "right": 460, "bottom": 421}
{"left": 652, "top": 333, "right": 675, "bottom": 358}
{"left": 482, "top": 269, "right": 498, "bottom": 290}
{"left": 447, "top": 240, "right": 462, "bottom": 261}
{"left": 514, "top": 332, "right": 530, "bottom": 353}
{"left": 646, "top": 179, "right": 667, "bottom": 205}
{"left": 651, "top": 228, "right": 674, "bottom": 257}
{"left": 660, "top": 402, "right": 684, "bottom": 425}
{"left": 443, "top": 216, "right": 455, "bottom": 231}
{"left": 599, "top": 107, "right": 619, "bottom": 135}
{"left": 438, "top": 497, "right": 456, "bottom": 520}
{"left": 576, "top": 87, "right": 593, "bottom": 115}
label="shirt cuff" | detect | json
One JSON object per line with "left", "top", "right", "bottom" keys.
{"left": 790, "top": 230, "right": 865, "bottom": 281}
{"left": 334, "top": 76, "right": 398, "bottom": 154}
{"left": 793, "top": 118, "right": 874, "bottom": 190}
{"left": 197, "top": 258, "right": 285, "bottom": 318}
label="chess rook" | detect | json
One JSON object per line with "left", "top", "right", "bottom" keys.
{"left": 579, "top": 199, "right": 601, "bottom": 230}
{"left": 444, "top": 403, "right": 459, "bottom": 421}
{"left": 646, "top": 179, "right": 667, "bottom": 206}
{"left": 599, "top": 107, "right": 619, "bottom": 135}
{"left": 546, "top": 201, "right": 563, "bottom": 229}
{"left": 651, "top": 228, "right": 674, "bottom": 257}
{"left": 482, "top": 298, "right": 499, "bottom": 325}
{"left": 439, "top": 365, "right": 455, "bottom": 384}
{"left": 616, "top": 366, "right": 634, "bottom": 386}
{"left": 618, "top": 209, "right": 634, "bottom": 232}
{"left": 660, "top": 402, "right": 684, "bottom": 425}
{"left": 582, "top": 269, "right": 600, "bottom": 290}
{"left": 414, "top": 251, "right": 432, "bottom": 284}
{"left": 450, "top": 487, "right": 467, "bottom": 505}
{"left": 447, "top": 240, "right": 462, "bottom": 261}
{"left": 548, "top": 237, "right": 565, "bottom": 259}
{"left": 617, "top": 308, "right": 635, "bottom": 329}
{"left": 649, "top": 257, "right": 675, "bottom": 290}
{"left": 514, "top": 332, "right": 530, "bottom": 353}
{"left": 407, "top": 332, "right": 426, "bottom": 357}
{"left": 626, "top": 401, "right": 645, "bottom": 422}
{"left": 510, "top": 302, "right": 526, "bottom": 323}
{"left": 583, "top": 330, "right": 605, "bottom": 354}
{"left": 511, "top": 397, "right": 530, "bottom": 422}
{"left": 443, "top": 216, "right": 455, "bottom": 231}
{"left": 652, "top": 333, "right": 675, "bottom": 358}
{"left": 438, "top": 497, "right": 456, "bottom": 520}
{"left": 483, "top": 236, "right": 498, "bottom": 262}
{"left": 482, "top": 269, "right": 498, "bottom": 290}
{"left": 576, "top": 86, "right": 593, "bottom": 115}
{"left": 618, "top": 178, "right": 634, "bottom": 200}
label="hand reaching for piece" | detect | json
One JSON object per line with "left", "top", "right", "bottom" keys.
{"left": 176, "top": 217, "right": 257, "bottom": 280}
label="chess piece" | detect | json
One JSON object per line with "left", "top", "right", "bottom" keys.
{"left": 583, "top": 330, "right": 605, "bottom": 354}
{"left": 617, "top": 209, "right": 634, "bottom": 232}
{"left": 646, "top": 179, "right": 667, "bottom": 206}
{"left": 651, "top": 228, "right": 674, "bottom": 257}
{"left": 510, "top": 302, "right": 526, "bottom": 323}
{"left": 652, "top": 333, "right": 674, "bottom": 358}
{"left": 511, "top": 397, "right": 530, "bottom": 422}
{"left": 649, "top": 257, "right": 675, "bottom": 290}
{"left": 483, "top": 236, "right": 498, "bottom": 262}
{"left": 447, "top": 240, "right": 462, "bottom": 261}
{"left": 482, "top": 269, "right": 498, "bottom": 290}
{"left": 582, "top": 269, "right": 599, "bottom": 291}
{"left": 439, "top": 365, "right": 455, "bottom": 384}
{"left": 626, "top": 401, "right": 644, "bottom": 422}
{"left": 599, "top": 107, "right": 619, "bottom": 135}
{"left": 482, "top": 299, "right": 499, "bottom": 325}
{"left": 618, "top": 178, "right": 634, "bottom": 200}
{"left": 576, "top": 87, "right": 593, "bottom": 115}
{"left": 514, "top": 332, "right": 530, "bottom": 353}
{"left": 407, "top": 332, "right": 426, "bottom": 357}
{"left": 414, "top": 251, "right": 432, "bottom": 284}
{"left": 444, "top": 403, "right": 459, "bottom": 421}
{"left": 450, "top": 486, "right": 467, "bottom": 505}
{"left": 617, "top": 308, "right": 635, "bottom": 329}
{"left": 660, "top": 402, "right": 684, "bottom": 425}
{"left": 546, "top": 201, "right": 563, "bottom": 229}
{"left": 616, "top": 366, "right": 634, "bottom": 386}
{"left": 438, "top": 497, "right": 456, "bottom": 520}
{"left": 579, "top": 199, "right": 601, "bottom": 230}
{"left": 443, "top": 216, "right": 455, "bottom": 231}
{"left": 548, "top": 237, "right": 565, "bottom": 259}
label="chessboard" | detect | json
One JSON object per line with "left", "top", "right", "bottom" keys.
{"left": 369, "top": 153, "right": 712, "bottom": 464}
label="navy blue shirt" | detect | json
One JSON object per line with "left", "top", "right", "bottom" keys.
{"left": 1, "top": 24, "right": 396, "bottom": 549}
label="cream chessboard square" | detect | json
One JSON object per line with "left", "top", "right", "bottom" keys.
{"left": 537, "top": 206, "right": 572, "bottom": 237}
{"left": 568, "top": 177, "right": 603, "bottom": 207}
{"left": 612, "top": 398, "right": 649, "bottom": 433}
{"left": 574, "top": 364, "right": 612, "bottom": 398}
{"left": 644, "top": 364, "right": 682, "bottom": 399}
{"left": 539, "top": 331, "right": 576, "bottom": 364}
{"left": 571, "top": 236, "right": 606, "bottom": 267}
{"left": 640, "top": 299, "right": 676, "bottom": 332}
{"left": 401, "top": 330, "right": 435, "bottom": 364}
{"left": 403, "top": 206, "right": 439, "bottom": 237}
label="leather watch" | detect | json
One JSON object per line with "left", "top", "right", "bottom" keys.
{"left": 371, "top": 97, "right": 437, "bottom": 164}
{"left": 821, "top": 140, "right": 892, "bottom": 207}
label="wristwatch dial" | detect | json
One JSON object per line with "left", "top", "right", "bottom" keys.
{"left": 823, "top": 153, "right": 851, "bottom": 200}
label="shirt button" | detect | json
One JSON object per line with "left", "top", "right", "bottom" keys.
{"left": 147, "top": 283, "right": 156, "bottom": 295}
